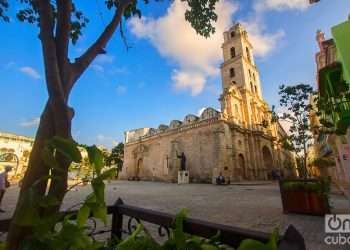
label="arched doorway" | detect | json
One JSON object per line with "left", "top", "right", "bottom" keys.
{"left": 136, "top": 158, "right": 143, "bottom": 178}
{"left": 238, "top": 154, "right": 246, "bottom": 179}
{"left": 262, "top": 146, "right": 273, "bottom": 179}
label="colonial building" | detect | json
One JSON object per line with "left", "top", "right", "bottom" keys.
{"left": 120, "top": 23, "right": 294, "bottom": 183}
{"left": 0, "top": 131, "right": 34, "bottom": 162}
{"left": 0, "top": 131, "right": 34, "bottom": 176}
{"left": 309, "top": 27, "right": 350, "bottom": 184}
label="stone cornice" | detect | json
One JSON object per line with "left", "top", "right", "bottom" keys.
{"left": 125, "top": 117, "right": 224, "bottom": 146}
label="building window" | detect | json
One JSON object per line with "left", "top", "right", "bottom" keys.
{"left": 254, "top": 85, "right": 258, "bottom": 93}
{"left": 253, "top": 73, "right": 256, "bottom": 81}
{"left": 230, "top": 31, "right": 235, "bottom": 38}
{"left": 248, "top": 69, "right": 251, "bottom": 77}
{"left": 230, "top": 47, "right": 236, "bottom": 58}
{"left": 230, "top": 68, "right": 235, "bottom": 78}
{"left": 250, "top": 82, "right": 254, "bottom": 92}
{"left": 246, "top": 47, "right": 251, "bottom": 62}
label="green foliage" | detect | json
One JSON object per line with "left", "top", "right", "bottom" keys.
{"left": 237, "top": 228, "right": 278, "bottom": 250}
{"left": 276, "top": 84, "right": 316, "bottom": 177}
{"left": 114, "top": 208, "right": 278, "bottom": 250}
{"left": 0, "top": 0, "right": 9, "bottom": 22}
{"left": 312, "top": 157, "right": 336, "bottom": 168}
{"left": 105, "top": 143, "right": 124, "bottom": 171}
{"left": 1, "top": 0, "right": 220, "bottom": 45}
{"left": 10, "top": 137, "right": 117, "bottom": 250}
{"left": 281, "top": 178, "right": 330, "bottom": 198}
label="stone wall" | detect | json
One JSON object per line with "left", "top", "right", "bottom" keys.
{"left": 120, "top": 118, "right": 228, "bottom": 183}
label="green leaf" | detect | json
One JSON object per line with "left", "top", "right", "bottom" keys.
{"left": 50, "top": 136, "right": 82, "bottom": 163}
{"left": 92, "top": 203, "right": 107, "bottom": 224}
{"left": 14, "top": 188, "right": 40, "bottom": 226}
{"left": 238, "top": 228, "right": 278, "bottom": 250}
{"left": 0, "top": 242, "right": 6, "bottom": 250}
{"left": 201, "top": 244, "right": 219, "bottom": 250}
{"left": 116, "top": 224, "right": 161, "bottom": 250}
{"left": 99, "top": 168, "right": 117, "bottom": 180}
{"left": 41, "top": 145, "right": 60, "bottom": 170}
{"left": 171, "top": 208, "right": 188, "bottom": 249}
{"left": 77, "top": 205, "right": 90, "bottom": 227}
{"left": 37, "top": 195, "right": 60, "bottom": 208}
{"left": 91, "top": 178, "right": 105, "bottom": 203}
{"left": 85, "top": 145, "right": 104, "bottom": 175}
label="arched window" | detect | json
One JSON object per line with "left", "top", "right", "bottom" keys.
{"left": 253, "top": 73, "right": 256, "bottom": 81}
{"left": 230, "top": 31, "right": 235, "bottom": 38}
{"left": 254, "top": 85, "right": 258, "bottom": 93}
{"left": 248, "top": 69, "right": 251, "bottom": 77}
{"left": 250, "top": 82, "right": 254, "bottom": 92}
{"left": 246, "top": 47, "right": 251, "bottom": 62}
{"left": 230, "top": 47, "right": 236, "bottom": 58}
{"left": 230, "top": 68, "right": 235, "bottom": 78}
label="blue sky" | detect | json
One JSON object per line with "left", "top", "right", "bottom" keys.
{"left": 0, "top": 0, "right": 349, "bottom": 148}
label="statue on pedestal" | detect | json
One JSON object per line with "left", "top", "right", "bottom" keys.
{"left": 177, "top": 152, "right": 186, "bottom": 171}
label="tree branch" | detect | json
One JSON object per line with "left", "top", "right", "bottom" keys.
{"left": 69, "top": 0, "right": 133, "bottom": 93}
{"left": 37, "top": 0, "right": 70, "bottom": 135}
{"left": 56, "top": 0, "right": 73, "bottom": 85}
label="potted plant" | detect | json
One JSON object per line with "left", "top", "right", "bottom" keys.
{"left": 279, "top": 177, "right": 330, "bottom": 216}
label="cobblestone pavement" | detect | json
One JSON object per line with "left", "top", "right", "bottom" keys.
{"left": 1, "top": 181, "right": 350, "bottom": 249}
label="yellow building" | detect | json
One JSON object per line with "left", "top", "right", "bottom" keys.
{"left": 121, "top": 23, "right": 294, "bottom": 183}
{"left": 0, "top": 131, "right": 34, "bottom": 176}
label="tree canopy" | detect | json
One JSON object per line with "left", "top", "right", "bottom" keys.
{"left": 275, "top": 83, "right": 316, "bottom": 177}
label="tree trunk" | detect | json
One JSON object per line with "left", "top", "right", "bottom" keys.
{"left": 6, "top": 100, "right": 72, "bottom": 249}
{"left": 5, "top": 1, "right": 131, "bottom": 247}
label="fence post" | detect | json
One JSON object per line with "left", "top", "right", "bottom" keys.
{"left": 278, "top": 225, "right": 306, "bottom": 250}
{"left": 111, "top": 198, "right": 124, "bottom": 240}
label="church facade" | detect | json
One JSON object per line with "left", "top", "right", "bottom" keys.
{"left": 120, "top": 23, "right": 295, "bottom": 183}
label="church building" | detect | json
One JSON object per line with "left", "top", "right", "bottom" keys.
{"left": 120, "top": 23, "right": 294, "bottom": 183}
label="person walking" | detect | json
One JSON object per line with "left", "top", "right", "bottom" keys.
{"left": 0, "top": 166, "right": 11, "bottom": 213}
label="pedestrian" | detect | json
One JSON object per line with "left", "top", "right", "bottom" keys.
{"left": 0, "top": 166, "right": 12, "bottom": 213}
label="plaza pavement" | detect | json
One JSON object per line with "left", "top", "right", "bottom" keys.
{"left": 1, "top": 181, "right": 350, "bottom": 249}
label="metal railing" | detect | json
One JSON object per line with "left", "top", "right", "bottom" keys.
{"left": 0, "top": 198, "right": 305, "bottom": 250}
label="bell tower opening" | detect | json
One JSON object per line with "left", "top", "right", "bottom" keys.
{"left": 220, "top": 23, "right": 262, "bottom": 97}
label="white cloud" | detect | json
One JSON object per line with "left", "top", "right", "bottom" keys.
{"left": 109, "top": 66, "right": 128, "bottom": 75}
{"left": 255, "top": 0, "right": 309, "bottom": 12}
{"left": 95, "top": 54, "right": 115, "bottom": 64}
{"left": 172, "top": 70, "right": 206, "bottom": 96}
{"left": 116, "top": 85, "right": 127, "bottom": 95}
{"left": 112, "top": 140, "right": 120, "bottom": 146}
{"left": 97, "top": 134, "right": 104, "bottom": 141}
{"left": 241, "top": 18, "right": 285, "bottom": 57}
{"left": 91, "top": 64, "right": 105, "bottom": 73}
{"left": 129, "top": 0, "right": 238, "bottom": 96}
{"left": 19, "top": 66, "right": 41, "bottom": 80}
{"left": 197, "top": 107, "right": 206, "bottom": 116}
{"left": 4, "top": 61, "right": 16, "bottom": 69}
{"left": 20, "top": 117, "right": 40, "bottom": 128}
{"left": 129, "top": 0, "right": 287, "bottom": 95}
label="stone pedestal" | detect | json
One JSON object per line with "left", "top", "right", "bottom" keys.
{"left": 178, "top": 170, "right": 189, "bottom": 184}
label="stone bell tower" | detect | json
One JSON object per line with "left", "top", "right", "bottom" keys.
{"left": 220, "top": 23, "right": 263, "bottom": 97}
{"left": 219, "top": 23, "right": 268, "bottom": 127}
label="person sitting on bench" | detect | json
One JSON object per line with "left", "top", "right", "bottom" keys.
{"left": 216, "top": 172, "right": 226, "bottom": 185}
